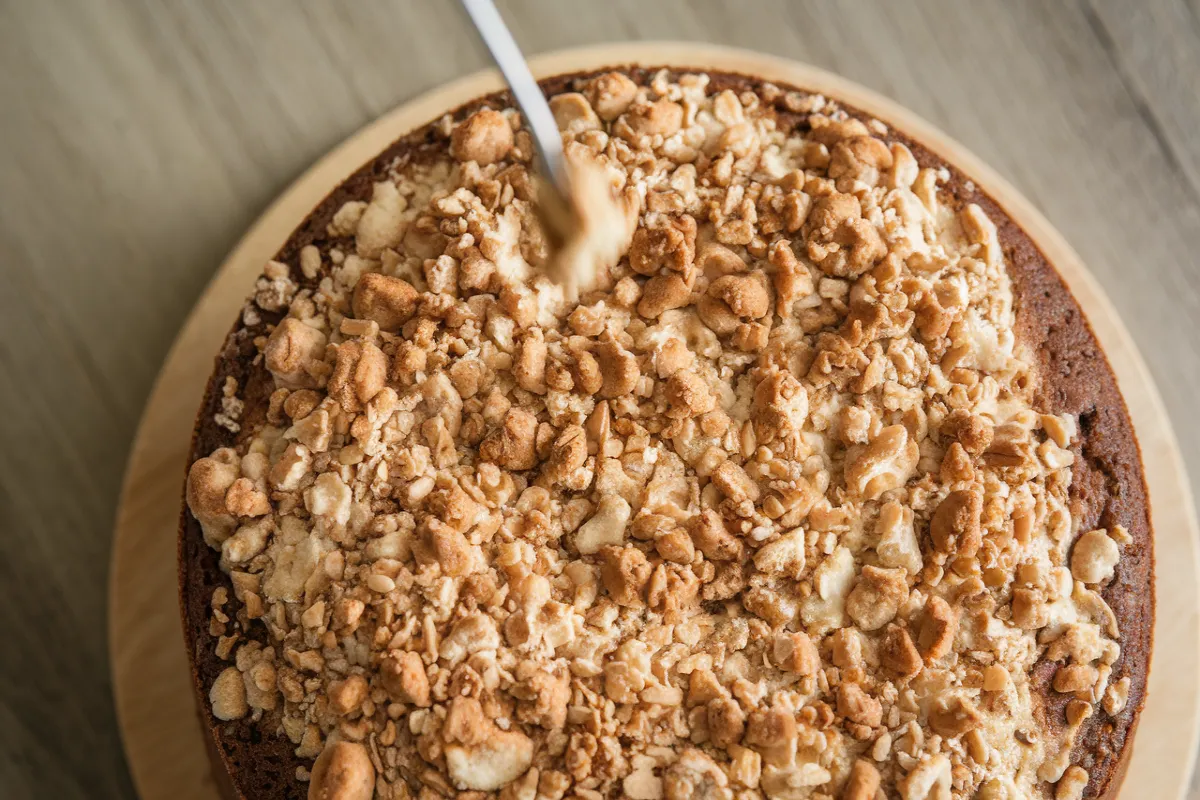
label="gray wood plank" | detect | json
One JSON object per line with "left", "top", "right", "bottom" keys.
{"left": 0, "top": 1, "right": 1197, "bottom": 797}
{"left": 1085, "top": 0, "right": 1200, "bottom": 204}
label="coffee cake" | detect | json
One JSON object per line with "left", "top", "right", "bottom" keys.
{"left": 180, "top": 67, "right": 1152, "bottom": 800}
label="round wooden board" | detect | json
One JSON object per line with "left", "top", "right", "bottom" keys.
{"left": 109, "top": 42, "right": 1200, "bottom": 800}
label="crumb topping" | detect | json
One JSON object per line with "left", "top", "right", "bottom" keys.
{"left": 187, "top": 70, "right": 1129, "bottom": 800}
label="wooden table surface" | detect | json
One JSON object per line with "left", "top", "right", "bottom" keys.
{"left": 1, "top": 1, "right": 1198, "bottom": 798}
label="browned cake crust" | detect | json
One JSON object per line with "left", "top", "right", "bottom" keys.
{"left": 179, "top": 67, "right": 1153, "bottom": 800}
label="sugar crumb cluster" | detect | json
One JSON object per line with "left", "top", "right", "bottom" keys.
{"left": 187, "top": 69, "right": 1129, "bottom": 800}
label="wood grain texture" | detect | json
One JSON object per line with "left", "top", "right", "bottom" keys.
{"left": 1, "top": 2, "right": 1198, "bottom": 798}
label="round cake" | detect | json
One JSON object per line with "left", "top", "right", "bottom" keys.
{"left": 181, "top": 66, "right": 1153, "bottom": 800}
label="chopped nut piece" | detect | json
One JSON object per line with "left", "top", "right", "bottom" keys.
{"left": 1070, "top": 529, "right": 1120, "bottom": 584}
{"left": 698, "top": 241, "right": 746, "bottom": 276}
{"left": 543, "top": 424, "right": 587, "bottom": 484}
{"left": 264, "top": 318, "right": 326, "bottom": 389}
{"left": 842, "top": 759, "right": 881, "bottom": 800}
{"left": 665, "top": 370, "right": 715, "bottom": 418}
{"left": 308, "top": 740, "right": 374, "bottom": 800}
{"left": 282, "top": 389, "right": 321, "bottom": 421}
{"left": 709, "top": 273, "right": 769, "bottom": 319}
{"left": 585, "top": 72, "right": 638, "bottom": 120}
{"left": 549, "top": 92, "right": 599, "bottom": 133}
{"left": 804, "top": 192, "right": 885, "bottom": 278}
{"left": 599, "top": 545, "right": 651, "bottom": 607}
{"left": 744, "top": 707, "right": 797, "bottom": 766}
{"left": 829, "top": 136, "right": 893, "bottom": 188}
{"left": 415, "top": 518, "right": 473, "bottom": 577}
{"left": 355, "top": 182, "right": 406, "bottom": 258}
{"left": 918, "top": 596, "right": 958, "bottom": 661}
{"left": 808, "top": 115, "right": 870, "bottom": 146}
{"left": 898, "top": 754, "right": 951, "bottom": 800}
{"left": 1056, "top": 766, "right": 1090, "bottom": 800}
{"left": 514, "top": 328, "right": 548, "bottom": 394}
{"left": 880, "top": 625, "right": 923, "bottom": 679}
{"left": 928, "top": 695, "right": 983, "bottom": 738}
{"left": 844, "top": 425, "right": 918, "bottom": 499}
{"left": 594, "top": 338, "right": 640, "bottom": 399}
{"left": 752, "top": 372, "right": 809, "bottom": 441}
{"left": 480, "top": 408, "right": 539, "bottom": 470}
{"left": 983, "top": 664, "right": 1010, "bottom": 692}
{"left": 328, "top": 340, "right": 387, "bottom": 413}
{"left": 753, "top": 528, "right": 806, "bottom": 578}
{"left": 837, "top": 682, "right": 882, "bottom": 727}
{"left": 1012, "top": 587, "right": 1049, "bottom": 630}
{"left": 623, "top": 767, "right": 664, "bottom": 800}
{"left": 222, "top": 519, "right": 271, "bottom": 565}
{"left": 269, "top": 442, "right": 311, "bottom": 491}
{"left": 626, "top": 98, "right": 684, "bottom": 138}
{"left": 327, "top": 674, "right": 368, "bottom": 715}
{"left": 446, "top": 728, "right": 534, "bottom": 791}
{"left": 352, "top": 272, "right": 418, "bottom": 331}
{"left": 574, "top": 495, "right": 631, "bottom": 555}
{"left": 728, "top": 744, "right": 761, "bottom": 789}
{"left": 638, "top": 273, "right": 693, "bottom": 319}
{"left": 712, "top": 459, "right": 760, "bottom": 504}
{"left": 1053, "top": 664, "right": 1098, "bottom": 694}
{"left": 656, "top": 529, "right": 695, "bottom": 564}
{"left": 1104, "top": 677, "right": 1131, "bottom": 715}
{"left": 930, "top": 488, "right": 983, "bottom": 557}
{"left": 688, "top": 509, "right": 743, "bottom": 562}
{"left": 943, "top": 410, "right": 994, "bottom": 455}
{"left": 831, "top": 628, "right": 864, "bottom": 670}
{"left": 846, "top": 566, "right": 908, "bottom": 631}
{"left": 210, "top": 667, "right": 248, "bottom": 721}
{"left": 381, "top": 651, "right": 430, "bottom": 707}
{"left": 875, "top": 501, "right": 922, "bottom": 574}
{"left": 664, "top": 749, "right": 731, "bottom": 800}
{"left": 630, "top": 215, "right": 697, "bottom": 278}
{"left": 224, "top": 477, "right": 269, "bottom": 518}
{"left": 940, "top": 441, "right": 975, "bottom": 483}
{"left": 707, "top": 697, "right": 746, "bottom": 748}
{"left": 655, "top": 337, "right": 694, "bottom": 378}
{"left": 768, "top": 239, "right": 813, "bottom": 310}
{"left": 187, "top": 453, "right": 239, "bottom": 545}
{"left": 687, "top": 668, "right": 725, "bottom": 708}
{"left": 773, "top": 631, "right": 819, "bottom": 675}
{"left": 451, "top": 108, "right": 513, "bottom": 165}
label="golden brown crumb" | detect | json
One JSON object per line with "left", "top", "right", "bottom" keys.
{"left": 450, "top": 108, "right": 513, "bottom": 165}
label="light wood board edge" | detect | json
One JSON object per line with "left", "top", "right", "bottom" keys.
{"left": 108, "top": 42, "right": 1200, "bottom": 800}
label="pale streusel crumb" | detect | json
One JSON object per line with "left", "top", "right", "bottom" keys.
{"left": 187, "top": 69, "right": 1128, "bottom": 800}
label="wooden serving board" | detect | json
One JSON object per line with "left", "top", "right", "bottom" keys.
{"left": 108, "top": 43, "right": 1200, "bottom": 800}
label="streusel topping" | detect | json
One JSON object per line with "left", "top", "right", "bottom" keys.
{"left": 188, "top": 70, "right": 1128, "bottom": 800}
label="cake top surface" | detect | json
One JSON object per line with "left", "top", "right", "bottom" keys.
{"left": 186, "top": 69, "right": 1134, "bottom": 800}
